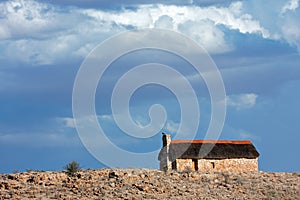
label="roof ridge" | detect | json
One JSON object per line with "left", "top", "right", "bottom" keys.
{"left": 170, "top": 140, "right": 252, "bottom": 144}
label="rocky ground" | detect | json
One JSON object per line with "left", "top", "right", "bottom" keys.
{"left": 0, "top": 168, "right": 299, "bottom": 199}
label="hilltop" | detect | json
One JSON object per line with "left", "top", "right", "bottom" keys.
{"left": 0, "top": 168, "right": 299, "bottom": 199}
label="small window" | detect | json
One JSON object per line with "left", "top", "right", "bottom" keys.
{"left": 211, "top": 162, "right": 215, "bottom": 169}
{"left": 192, "top": 159, "right": 198, "bottom": 171}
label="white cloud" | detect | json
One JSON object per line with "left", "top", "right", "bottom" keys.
{"left": 154, "top": 15, "right": 174, "bottom": 29}
{"left": 281, "top": 18, "right": 300, "bottom": 51}
{"left": 282, "top": 0, "right": 299, "bottom": 14}
{"left": 1, "top": 0, "right": 299, "bottom": 66}
{"left": 61, "top": 117, "right": 76, "bottom": 128}
{"left": 226, "top": 93, "right": 258, "bottom": 110}
{"left": 0, "top": 0, "right": 127, "bottom": 65}
{"left": 81, "top": 4, "right": 241, "bottom": 53}
{"left": 278, "top": 0, "right": 300, "bottom": 51}
{"left": 0, "top": 0, "right": 75, "bottom": 40}
{"left": 98, "top": 114, "right": 113, "bottom": 121}
{"left": 178, "top": 19, "right": 233, "bottom": 53}
{"left": 0, "top": 0, "right": 283, "bottom": 66}
{"left": 242, "top": 0, "right": 300, "bottom": 52}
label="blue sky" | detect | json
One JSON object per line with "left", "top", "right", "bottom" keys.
{"left": 0, "top": 0, "right": 299, "bottom": 173}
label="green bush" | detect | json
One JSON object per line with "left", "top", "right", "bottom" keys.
{"left": 64, "top": 161, "right": 81, "bottom": 176}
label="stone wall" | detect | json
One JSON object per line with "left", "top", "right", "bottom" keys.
{"left": 175, "top": 158, "right": 258, "bottom": 172}
{"left": 175, "top": 159, "right": 193, "bottom": 171}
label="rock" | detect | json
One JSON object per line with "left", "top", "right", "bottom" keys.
{"left": 110, "top": 182, "right": 116, "bottom": 187}
{"left": 7, "top": 175, "right": 16, "bottom": 180}
{"left": 108, "top": 171, "right": 118, "bottom": 179}
{"left": 133, "top": 184, "right": 144, "bottom": 191}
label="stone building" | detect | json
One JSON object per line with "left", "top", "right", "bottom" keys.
{"left": 158, "top": 133, "right": 259, "bottom": 172}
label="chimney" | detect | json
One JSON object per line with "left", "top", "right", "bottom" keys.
{"left": 162, "top": 133, "right": 171, "bottom": 147}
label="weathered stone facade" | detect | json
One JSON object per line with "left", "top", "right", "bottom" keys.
{"left": 158, "top": 133, "right": 260, "bottom": 172}
{"left": 174, "top": 158, "right": 258, "bottom": 172}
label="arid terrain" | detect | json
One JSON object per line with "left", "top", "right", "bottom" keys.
{"left": 0, "top": 168, "right": 299, "bottom": 199}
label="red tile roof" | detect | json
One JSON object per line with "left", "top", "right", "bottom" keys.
{"left": 171, "top": 140, "right": 252, "bottom": 145}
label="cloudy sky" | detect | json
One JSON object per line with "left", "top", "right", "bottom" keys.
{"left": 0, "top": 0, "right": 299, "bottom": 173}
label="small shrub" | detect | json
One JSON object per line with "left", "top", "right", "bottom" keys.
{"left": 64, "top": 161, "right": 81, "bottom": 176}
